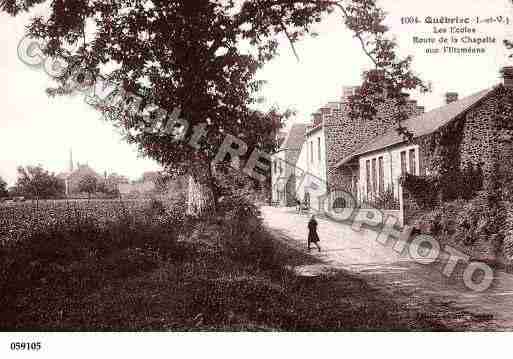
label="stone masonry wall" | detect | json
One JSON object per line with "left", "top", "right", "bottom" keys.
{"left": 404, "top": 86, "right": 513, "bottom": 222}
{"left": 324, "top": 98, "right": 423, "bottom": 193}
{"left": 414, "top": 86, "right": 513, "bottom": 191}
{"left": 483, "top": 86, "right": 513, "bottom": 193}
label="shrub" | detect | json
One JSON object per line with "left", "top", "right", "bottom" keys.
{"left": 401, "top": 173, "right": 439, "bottom": 209}
{"left": 216, "top": 194, "right": 284, "bottom": 272}
{"left": 402, "top": 162, "right": 484, "bottom": 207}
{"left": 218, "top": 194, "right": 261, "bottom": 221}
{"left": 370, "top": 187, "right": 400, "bottom": 210}
{"left": 439, "top": 162, "right": 483, "bottom": 202}
{"left": 146, "top": 198, "right": 167, "bottom": 216}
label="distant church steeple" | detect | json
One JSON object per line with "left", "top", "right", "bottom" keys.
{"left": 69, "top": 148, "right": 74, "bottom": 173}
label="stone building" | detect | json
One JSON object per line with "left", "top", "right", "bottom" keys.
{"left": 290, "top": 84, "right": 423, "bottom": 210}
{"left": 274, "top": 67, "right": 513, "bottom": 218}
{"left": 335, "top": 67, "right": 513, "bottom": 213}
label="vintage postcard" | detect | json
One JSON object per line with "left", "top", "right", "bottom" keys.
{"left": 1, "top": 0, "right": 513, "bottom": 357}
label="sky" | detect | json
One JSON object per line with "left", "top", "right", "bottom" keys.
{"left": 1, "top": 0, "right": 513, "bottom": 186}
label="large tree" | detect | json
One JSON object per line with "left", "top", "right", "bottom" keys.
{"left": 2, "top": 0, "right": 426, "bottom": 213}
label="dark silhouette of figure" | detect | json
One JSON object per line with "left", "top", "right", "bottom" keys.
{"left": 304, "top": 191, "right": 310, "bottom": 209}
{"left": 307, "top": 215, "right": 321, "bottom": 252}
{"left": 295, "top": 198, "right": 301, "bottom": 212}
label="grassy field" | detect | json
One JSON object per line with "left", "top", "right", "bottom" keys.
{"left": 0, "top": 199, "right": 156, "bottom": 244}
{"left": 0, "top": 199, "right": 446, "bottom": 331}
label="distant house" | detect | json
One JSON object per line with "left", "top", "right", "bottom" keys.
{"left": 118, "top": 180, "right": 156, "bottom": 198}
{"left": 271, "top": 123, "right": 309, "bottom": 206}
{"left": 117, "top": 171, "right": 159, "bottom": 198}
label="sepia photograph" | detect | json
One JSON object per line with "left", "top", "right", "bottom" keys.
{"left": 1, "top": 0, "right": 513, "bottom": 357}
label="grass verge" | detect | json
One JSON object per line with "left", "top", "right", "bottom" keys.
{"left": 0, "top": 200, "right": 447, "bottom": 330}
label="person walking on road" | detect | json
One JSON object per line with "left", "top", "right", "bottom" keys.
{"left": 307, "top": 215, "right": 321, "bottom": 252}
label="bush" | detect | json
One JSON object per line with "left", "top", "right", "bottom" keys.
{"left": 216, "top": 194, "right": 284, "bottom": 272}
{"left": 401, "top": 173, "right": 439, "bottom": 209}
{"left": 439, "top": 162, "right": 483, "bottom": 202}
{"left": 146, "top": 198, "right": 167, "bottom": 216}
{"left": 218, "top": 194, "right": 261, "bottom": 221}
{"left": 367, "top": 187, "right": 400, "bottom": 210}
{"left": 402, "top": 162, "right": 484, "bottom": 207}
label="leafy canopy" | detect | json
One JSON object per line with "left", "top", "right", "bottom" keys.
{"left": 0, "top": 176, "right": 8, "bottom": 198}
{"left": 2, "top": 0, "right": 426, "bottom": 176}
{"left": 14, "top": 165, "right": 65, "bottom": 199}
{"left": 78, "top": 174, "right": 98, "bottom": 195}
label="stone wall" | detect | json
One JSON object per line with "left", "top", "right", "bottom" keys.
{"left": 324, "top": 97, "right": 423, "bottom": 193}
{"left": 487, "top": 86, "right": 513, "bottom": 194}
{"left": 460, "top": 95, "right": 496, "bottom": 190}
{"left": 403, "top": 85, "right": 513, "bottom": 221}
{"left": 414, "top": 86, "right": 513, "bottom": 194}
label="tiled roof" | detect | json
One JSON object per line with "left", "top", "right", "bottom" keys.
{"left": 282, "top": 123, "right": 308, "bottom": 150}
{"left": 280, "top": 123, "right": 308, "bottom": 165}
{"left": 306, "top": 123, "right": 323, "bottom": 135}
{"left": 276, "top": 130, "right": 287, "bottom": 147}
{"left": 335, "top": 87, "right": 496, "bottom": 167}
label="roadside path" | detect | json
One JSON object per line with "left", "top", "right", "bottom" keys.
{"left": 262, "top": 206, "right": 513, "bottom": 331}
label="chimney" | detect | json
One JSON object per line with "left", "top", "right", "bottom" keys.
{"left": 341, "top": 86, "right": 359, "bottom": 103}
{"left": 501, "top": 66, "right": 513, "bottom": 88}
{"left": 445, "top": 92, "right": 459, "bottom": 104}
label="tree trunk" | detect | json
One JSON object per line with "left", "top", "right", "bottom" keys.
{"left": 186, "top": 163, "right": 218, "bottom": 217}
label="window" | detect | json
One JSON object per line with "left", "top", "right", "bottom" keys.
{"left": 409, "top": 149, "right": 416, "bottom": 175}
{"left": 273, "top": 161, "right": 277, "bottom": 174}
{"left": 279, "top": 161, "right": 283, "bottom": 174}
{"left": 371, "top": 158, "right": 377, "bottom": 194}
{"left": 378, "top": 156, "right": 384, "bottom": 194}
{"left": 400, "top": 151, "right": 407, "bottom": 176}
{"left": 352, "top": 175, "right": 358, "bottom": 196}
{"left": 317, "top": 137, "right": 321, "bottom": 163}
{"left": 310, "top": 141, "right": 314, "bottom": 163}
{"left": 366, "top": 160, "right": 371, "bottom": 196}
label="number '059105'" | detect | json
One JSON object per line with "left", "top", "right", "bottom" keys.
{"left": 10, "top": 342, "right": 42, "bottom": 351}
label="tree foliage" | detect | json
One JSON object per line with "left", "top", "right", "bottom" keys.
{"left": 78, "top": 174, "right": 98, "bottom": 198}
{"left": 2, "top": 0, "right": 427, "bottom": 203}
{"left": 0, "top": 176, "right": 8, "bottom": 198}
{"left": 14, "top": 165, "right": 65, "bottom": 199}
